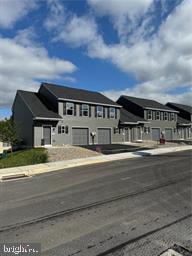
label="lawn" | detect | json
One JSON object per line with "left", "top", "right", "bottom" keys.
{"left": 0, "top": 148, "right": 48, "bottom": 169}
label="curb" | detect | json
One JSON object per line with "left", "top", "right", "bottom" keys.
{"left": 0, "top": 146, "right": 191, "bottom": 180}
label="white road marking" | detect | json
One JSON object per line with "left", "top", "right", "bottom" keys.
{"left": 121, "top": 176, "right": 131, "bottom": 181}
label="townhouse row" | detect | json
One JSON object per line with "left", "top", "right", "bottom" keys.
{"left": 12, "top": 83, "right": 192, "bottom": 147}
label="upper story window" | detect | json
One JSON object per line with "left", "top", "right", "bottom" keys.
{"left": 82, "top": 104, "right": 89, "bottom": 117}
{"left": 109, "top": 107, "right": 115, "bottom": 119}
{"left": 156, "top": 111, "right": 160, "bottom": 120}
{"left": 66, "top": 102, "right": 74, "bottom": 115}
{"left": 170, "top": 113, "right": 175, "bottom": 121}
{"left": 164, "top": 112, "right": 168, "bottom": 121}
{"left": 147, "top": 110, "right": 152, "bottom": 120}
{"left": 97, "top": 106, "right": 103, "bottom": 118}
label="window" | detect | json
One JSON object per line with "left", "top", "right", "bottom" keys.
{"left": 156, "top": 111, "right": 160, "bottom": 120}
{"left": 58, "top": 125, "right": 68, "bottom": 134}
{"left": 97, "top": 106, "right": 103, "bottom": 117}
{"left": 66, "top": 102, "right": 74, "bottom": 115}
{"left": 109, "top": 107, "right": 115, "bottom": 118}
{"left": 170, "top": 113, "right": 175, "bottom": 121}
{"left": 82, "top": 104, "right": 89, "bottom": 116}
{"left": 147, "top": 110, "right": 152, "bottom": 120}
{"left": 164, "top": 112, "right": 168, "bottom": 121}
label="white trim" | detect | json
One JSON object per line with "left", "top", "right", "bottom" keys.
{"left": 34, "top": 117, "right": 62, "bottom": 121}
{"left": 155, "top": 111, "right": 160, "bottom": 120}
{"left": 71, "top": 126, "right": 90, "bottom": 145}
{"left": 145, "top": 107, "right": 178, "bottom": 113}
{"left": 59, "top": 98, "right": 121, "bottom": 108}
{"left": 97, "top": 127, "right": 112, "bottom": 144}
{"left": 66, "top": 102, "right": 74, "bottom": 116}
{"left": 109, "top": 107, "right": 115, "bottom": 119}
{"left": 96, "top": 106, "right": 104, "bottom": 118}
{"left": 42, "top": 125, "right": 52, "bottom": 146}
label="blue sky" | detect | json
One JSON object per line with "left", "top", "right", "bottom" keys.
{"left": 0, "top": 0, "right": 191, "bottom": 119}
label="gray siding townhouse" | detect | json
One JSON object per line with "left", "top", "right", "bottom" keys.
{"left": 118, "top": 108, "right": 148, "bottom": 142}
{"left": 117, "top": 95, "right": 179, "bottom": 141}
{"left": 166, "top": 102, "right": 192, "bottom": 140}
{"left": 12, "top": 83, "right": 122, "bottom": 147}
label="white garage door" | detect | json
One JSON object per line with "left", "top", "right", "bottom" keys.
{"left": 165, "top": 128, "right": 173, "bottom": 140}
{"left": 98, "top": 128, "right": 111, "bottom": 144}
{"left": 72, "top": 128, "right": 89, "bottom": 145}
{"left": 152, "top": 128, "right": 160, "bottom": 141}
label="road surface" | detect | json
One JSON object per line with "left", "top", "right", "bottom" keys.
{"left": 0, "top": 150, "right": 191, "bottom": 255}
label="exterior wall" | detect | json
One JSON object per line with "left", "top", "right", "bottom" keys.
{"left": 12, "top": 94, "right": 34, "bottom": 147}
{"left": 33, "top": 102, "right": 122, "bottom": 146}
{"left": 142, "top": 110, "right": 178, "bottom": 140}
{"left": 177, "top": 126, "right": 192, "bottom": 140}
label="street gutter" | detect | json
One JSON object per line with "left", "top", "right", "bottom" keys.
{"left": 0, "top": 145, "right": 191, "bottom": 181}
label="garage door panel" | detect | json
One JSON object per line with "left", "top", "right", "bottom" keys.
{"left": 72, "top": 128, "right": 89, "bottom": 145}
{"left": 152, "top": 128, "right": 160, "bottom": 141}
{"left": 165, "top": 128, "right": 173, "bottom": 140}
{"left": 98, "top": 128, "right": 111, "bottom": 144}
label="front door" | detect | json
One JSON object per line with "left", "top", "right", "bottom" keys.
{"left": 125, "top": 128, "right": 129, "bottom": 142}
{"left": 137, "top": 127, "right": 142, "bottom": 140}
{"left": 43, "top": 126, "right": 51, "bottom": 145}
{"left": 152, "top": 128, "right": 160, "bottom": 141}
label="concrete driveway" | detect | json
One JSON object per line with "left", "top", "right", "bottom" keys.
{"left": 81, "top": 143, "right": 151, "bottom": 154}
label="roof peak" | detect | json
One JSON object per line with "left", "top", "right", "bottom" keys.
{"left": 42, "top": 82, "right": 101, "bottom": 95}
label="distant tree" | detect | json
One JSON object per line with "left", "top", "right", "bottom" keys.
{"left": 0, "top": 118, "right": 20, "bottom": 147}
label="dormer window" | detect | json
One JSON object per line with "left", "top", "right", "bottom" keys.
{"left": 164, "top": 112, "right": 168, "bottom": 121}
{"left": 97, "top": 106, "right": 103, "bottom": 118}
{"left": 156, "top": 111, "right": 160, "bottom": 120}
{"left": 66, "top": 102, "right": 74, "bottom": 115}
{"left": 147, "top": 110, "right": 152, "bottom": 120}
{"left": 82, "top": 104, "right": 89, "bottom": 116}
{"left": 109, "top": 107, "right": 115, "bottom": 119}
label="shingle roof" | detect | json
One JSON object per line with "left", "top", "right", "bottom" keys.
{"left": 167, "top": 102, "right": 192, "bottom": 114}
{"left": 177, "top": 116, "right": 191, "bottom": 125}
{"left": 41, "top": 83, "right": 121, "bottom": 107}
{"left": 121, "top": 95, "right": 177, "bottom": 112}
{"left": 18, "top": 90, "right": 62, "bottom": 120}
{"left": 120, "top": 108, "right": 147, "bottom": 124}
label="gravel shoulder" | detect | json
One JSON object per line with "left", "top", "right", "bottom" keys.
{"left": 47, "top": 145, "right": 101, "bottom": 162}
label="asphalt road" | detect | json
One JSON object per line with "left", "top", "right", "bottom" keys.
{"left": 0, "top": 150, "right": 191, "bottom": 256}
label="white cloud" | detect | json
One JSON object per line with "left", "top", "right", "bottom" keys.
{"left": 88, "top": 0, "right": 154, "bottom": 40}
{"left": 0, "top": 0, "right": 37, "bottom": 28}
{"left": 86, "top": 0, "right": 192, "bottom": 105}
{"left": 44, "top": 0, "right": 100, "bottom": 47}
{"left": 14, "top": 27, "right": 38, "bottom": 47}
{"left": 88, "top": 0, "right": 153, "bottom": 19}
{"left": 44, "top": 0, "right": 192, "bottom": 106}
{"left": 44, "top": 0, "right": 66, "bottom": 30}
{"left": 55, "top": 15, "right": 100, "bottom": 47}
{"left": 102, "top": 80, "right": 192, "bottom": 106}
{"left": 0, "top": 36, "right": 77, "bottom": 107}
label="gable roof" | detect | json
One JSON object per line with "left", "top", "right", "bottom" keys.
{"left": 177, "top": 116, "right": 191, "bottom": 125}
{"left": 120, "top": 108, "right": 147, "bottom": 124}
{"left": 17, "top": 90, "right": 62, "bottom": 120}
{"left": 120, "top": 95, "right": 178, "bottom": 112}
{"left": 167, "top": 102, "right": 192, "bottom": 114}
{"left": 41, "top": 83, "right": 121, "bottom": 107}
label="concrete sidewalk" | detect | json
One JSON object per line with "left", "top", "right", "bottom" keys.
{"left": 0, "top": 145, "right": 191, "bottom": 180}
